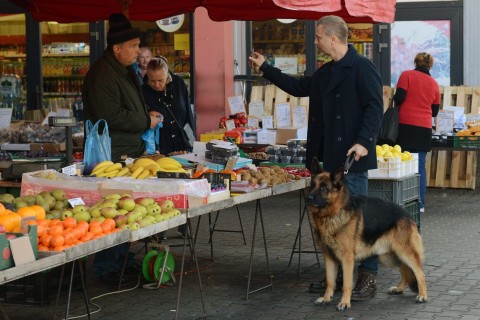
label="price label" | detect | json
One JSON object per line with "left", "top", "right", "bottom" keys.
{"left": 61, "top": 164, "right": 77, "bottom": 176}
{"left": 68, "top": 197, "right": 85, "bottom": 208}
{"left": 225, "top": 158, "right": 237, "bottom": 171}
{"left": 225, "top": 119, "right": 236, "bottom": 131}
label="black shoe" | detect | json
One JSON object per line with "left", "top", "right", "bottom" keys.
{"left": 308, "top": 273, "right": 343, "bottom": 293}
{"left": 350, "top": 269, "right": 377, "bottom": 301}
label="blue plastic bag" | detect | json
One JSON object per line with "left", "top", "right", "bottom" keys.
{"left": 84, "top": 119, "right": 111, "bottom": 174}
{"left": 142, "top": 122, "right": 163, "bottom": 155}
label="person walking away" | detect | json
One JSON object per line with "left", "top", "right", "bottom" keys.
{"left": 249, "top": 15, "right": 383, "bottom": 301}
{"left": 82, "top": 13, "right": 162, "bottom": 282}
{"left": 394, "top": 52, "right": 440, "bottom": 213}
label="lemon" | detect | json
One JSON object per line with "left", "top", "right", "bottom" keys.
{"left": 393, "top": 145, "right": 402, "bottom": 153}
{"left": 381, "top": 144, "right": 390, "bottom": 150}
{"left": 384, "top": 151, "right": 394, "bottom": 157}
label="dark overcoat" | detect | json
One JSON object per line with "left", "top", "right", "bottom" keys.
{"left": 261, "top": 45, "right": 383, "bottom": 172}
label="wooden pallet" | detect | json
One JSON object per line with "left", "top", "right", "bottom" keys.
{"left": 427, "top": 86, "right": 480, "bottom": 189}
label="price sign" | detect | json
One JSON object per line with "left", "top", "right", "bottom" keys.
{"left": 435, "top": 110, "right": 454, "bottom": 134}
{"left": 225, "top": 119, "right": 236, "bottom": 131}
{"left": 262, "top": 116, "right": 274, "bottom": 129}
{"left": 274, "top": 102, "right": 292, "bottom": 127}
{"left": 68, "top": 197, "right": 85, "bottom": 207}
{"left": 227, "top": 95, "right": 246, "bottom": 115}
{"left": 292, "top": 105, "right": 308, "bottom": 128}
{"left": 247, "top": 117, "right": 259, "bottom": 128}
{"left": 61, "top": 164, "right": 77, "bottom": 176}
{"left": 248, "top": 101, "right": 264, "bottom": 119}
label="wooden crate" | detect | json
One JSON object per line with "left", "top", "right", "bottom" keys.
{"left": 427, "top": 86, "right": 480, "bottom": 189}
{"left": 250, "top": 85, "right": 309, "bottom": 119}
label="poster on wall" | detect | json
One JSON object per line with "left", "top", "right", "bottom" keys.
{"left": 391, "top": 20, "right": 451, "bottom": 87}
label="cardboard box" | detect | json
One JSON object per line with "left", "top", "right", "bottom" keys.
{"left": 0, "top": 225, "right": 38, "bottom": 271}
{"left": 274, "top": 127, "right": 308, "bottom": 145}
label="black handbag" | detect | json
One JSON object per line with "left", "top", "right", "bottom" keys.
{"left": 377, "top": 99, "right": 399, "bottom": 145}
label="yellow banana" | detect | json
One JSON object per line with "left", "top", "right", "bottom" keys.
{"left": 97, "top": 170, "right": 119, "bottom": 178}
{"left": 156, "top": 158, "right": 182, "bottom": 170}
{"left": 115, "top": 167, "right": 130, "bottom": 177}
{"left": 143, "top": 164, "right": 159, "bottom": 173}
{"left": 130, "top": 167, "right": 144, "bottom": 179}
{"left": 129, "top": 165, "right": 144, "bottom": 173}
{"left": 133, "top": 158, "right": 160, "bottom": 170}
{"left": 90, "top": 161, "right": 114, "bottom": 175}
{"left": 137, "top": 169, "right": 150, "bottom": 179}
{"left": 104, "top": 163, "right": 123, "bottom": 173}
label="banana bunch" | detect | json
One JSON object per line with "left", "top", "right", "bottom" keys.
{"left": 156, "top": 157, "right": 186, "bottom": 173}
{"left": 126, "top": 157, "right": 161, "bottom": 179}
{"left": 90, "top": 161, "right": 123, "bottom": 177}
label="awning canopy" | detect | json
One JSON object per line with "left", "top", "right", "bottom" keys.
{"left": 8, "top": 0, "right": 396, "bottom": 23}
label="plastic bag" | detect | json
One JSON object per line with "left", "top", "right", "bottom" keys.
{"left": 377, "top": 100, "right": 399, "bottom": 145}
{"left": 83, "top": 119, "right": 111, "bottom": 174}
{"left": 142, "top": 122, "right": 163, "bottom": 155}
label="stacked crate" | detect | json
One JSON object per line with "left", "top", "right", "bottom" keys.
{"left": 368, "top": 174, "right": 421, "bottom": 232}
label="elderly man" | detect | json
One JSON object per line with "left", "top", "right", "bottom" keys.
{"left": 82, "top": 13, "right": 162, "bottom": 282}
{"left": 83, "top": 13, "right": 161, "bottom": 163}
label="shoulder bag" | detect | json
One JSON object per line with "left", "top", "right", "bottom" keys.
{"left": 377, "top": 99, "right": 399, "bottom": 145}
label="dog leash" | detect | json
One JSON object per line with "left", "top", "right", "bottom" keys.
{"left": 344, "top": 152, "right": 356, "bottom": 175}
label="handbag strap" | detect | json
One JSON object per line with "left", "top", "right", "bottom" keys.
{"left": 87, "top": 119, "right": 109, "bottom": 136}
{"left": 163, "top": 105, "right": 184, "bottom": 132}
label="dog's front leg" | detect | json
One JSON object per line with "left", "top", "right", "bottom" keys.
{"left": 314, "top": 254, "right": 337, "bottom": 305}
{"left": 337, "top": 255, "right": 355, "bottom": 311}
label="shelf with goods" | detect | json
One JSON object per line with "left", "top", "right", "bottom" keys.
{"left": 348, "top": 23, "right": 374, "bottom": 61}
{"left": 252, "top": 20, "right": 307, "bottom": 76}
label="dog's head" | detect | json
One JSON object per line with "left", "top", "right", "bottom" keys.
{"left": 306, "top": 158, "right": 347, "bottom": 208}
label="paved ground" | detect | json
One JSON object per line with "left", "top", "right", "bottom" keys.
{"left": 3, "top": 186, "right": 480, "bottom": 320}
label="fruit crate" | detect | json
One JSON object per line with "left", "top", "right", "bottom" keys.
{"left": 368, "top": 174, "right": 420, "bottom": 205}
{"left": 368, "top": 153, "right": 419, "bottom": 179}
{"left": 402, "top": 199, "right": 421, "bottom": 233}
{"left": 453, "top": 136, "right": 480, "bottom": 149}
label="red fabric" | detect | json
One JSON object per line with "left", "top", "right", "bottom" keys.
{"left": 397, "top": 70, "right": 440, "bottom": 128}
{"left": 273, "top": 0, "right": 396, "bottom": 23}
{"left": 9, "top": 0, "right": 383, "bottom": 23}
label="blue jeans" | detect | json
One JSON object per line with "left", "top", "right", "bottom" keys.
{"left": 417, "top": 151, "right": 427, "bottom": 209}
{"left": 344, "top": 171, "right": 378, "bottom": 274}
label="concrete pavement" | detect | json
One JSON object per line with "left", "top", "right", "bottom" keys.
{"left": 3, "top": 186, "right": 480, "bottom": 320}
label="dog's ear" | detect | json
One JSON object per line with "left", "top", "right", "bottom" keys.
{"left": 330, "top": 165, "right": 345, "bottom": 189}
{"left": 310, "top": 157, "right": 323, "bottom": 175}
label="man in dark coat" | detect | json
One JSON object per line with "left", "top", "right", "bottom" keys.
{"left": 250, "top": 15, "right": 383, "bottom": 302}
{"left": 82, "top": 13, "right": 162, "bottom": 282}
{"left": 82, "top": 13, "right": 162, "bottom": 162}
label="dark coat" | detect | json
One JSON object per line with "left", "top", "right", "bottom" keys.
{"left": 82, "top": 49, "right": 150, "bottom": 162}
{"left": 142, "top": 72, "right": 195, "bottom": 155}
{"left": 261, "top": 45, "right": 383, "bottom": 172}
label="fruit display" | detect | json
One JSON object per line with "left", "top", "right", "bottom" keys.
{"left": 239, "top": 166, "right": 295, "bottom": 186}
{"left": 88, "top": 157, "right": 186, "bottom": 179}
{"left": 375, "top": 144, "right": 413, "bottom": 161}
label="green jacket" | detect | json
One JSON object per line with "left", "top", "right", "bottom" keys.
{"left": 82, "top": 49, "right": 150, "bottom": 162}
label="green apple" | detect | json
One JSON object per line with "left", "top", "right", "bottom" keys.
{"left": 118, "top": 198, "right": 136, "bottom": 211}
{"left": 134, "top": 197, "right": 155, "bottom": 207}
{"left": 61, "top": 210, "right": 73, "bottom": 221}
{"left": 146, "top": 203, "right": 161, "bottom": 216}
{"left": 113, "top": 215, "right": 128, "bottom": 227}
{"left": 133, "top": 204, "right": 147, "bottom": 215}
{"left": 51, "top": 189, "right": 67, "bottom": 201}
{"left": 101, "top": 207, "right": 118, "bottom": 219}
{"left": 159, "top": 199, "right": 174, "bottom": 212}
{"left": 0, "top": 193, "right": 15, "bottom": 204}
{"left": 90, "top": 207, "right": 102, "bottom": 219}
{"left": 73, "top": 211, "right": 91, "bottom": 222}
{"left": 129, "top": 222, "right": 140, "bottom": 231}
{"left": 72, "top": 205, "right": 88, "bottom": 215}
{"left": 105, "top": 193, "right": 121, "bottom": 200}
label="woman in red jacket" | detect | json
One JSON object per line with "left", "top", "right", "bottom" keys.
{"left": 393, "top": 52, "right": 440, "bottom": 213}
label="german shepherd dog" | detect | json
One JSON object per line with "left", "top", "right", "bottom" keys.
{"left": 306, "top": 159, "right": 427, "bottom": 310}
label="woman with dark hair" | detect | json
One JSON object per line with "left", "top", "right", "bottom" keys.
{"left": 141, "top": 57, "right": 195, "bottom": 155}
{"left": 393, "top": 52, "right": 441, "bottom": 213}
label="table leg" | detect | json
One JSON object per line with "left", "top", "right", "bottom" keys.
{"left": 246, "top": 199, "right": 273, "bottom": 300}
{"left": 175, "top": 220, "right": 207, "bottom": 319}
{"left": 287, "top": 189, "right": 321, "bottom": 275}
{"left": 0, "top": 302, "right": 10, "bottom": 320}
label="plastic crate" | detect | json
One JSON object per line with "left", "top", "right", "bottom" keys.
{"left": 453, "top": 136, "right": 480, "bottom": 149}
{"left": 368, "top": 154, "right": 419, "bottom": 179}
{"left": 402, "top": 199, "right": 421, "bottom": 233}
{"left": 431, "top": 135, "right": 454, "bottom": 148}
{"left": 368, "top": 174, "right": 420, "bottom": 205}
{"left": 0, "top": 270, "right": 51, "bottom": 306}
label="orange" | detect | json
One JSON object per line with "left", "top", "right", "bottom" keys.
{"left": 80, "top": 232, "right": 94, "bottom": 242}
{"left": 52, "top": 245, "right": 65, "bottom": 252}
{"left": 100, "top": 223, "right": 111, "bottom": 234}
{"left": 63, "top": 217, "right": 77, "bottom": 229}
{"left": 40, "top": 234, "right": 52, "bottom": 247}
{"left": 77, "top": 221, "right": 89, "bottom": 234}
{"left": 63, "top": 232, "right": 76, "bottom": 246}
{"left": 0, "top": 203, "right": 5, "bottom": 216}
{"left": 49, "top": 219, "right": 62, "bottom": 226}
{"left": 26, "top": 220, "right": 37, "bottom": 226}
{"left": 71, "top": 226, "right": 86, "bottom": 239}
{"left": 50, "top": 234, "right": 64, "bottom": 248}
{"left": 89, "top": 225, "right": 103, "bottom": 236}
{"left": 37, "top": 224, "right": 47, "bottom": 238}
{"left": 37, "top": 244, "right": 49, "bottom": 251}
{"left": 88, "top": 221, "right": 101, "bottom": 231}
{"left": 30, "top": 205, "right": 46, "bottom": 220}
{"left": 0, "top": 213, "right": 21, "bottom": 232}
{"left": 49, "top": 224, "right": 64, "bottom": 236}
{"left": 103, "top": 218, "right": 116, "bottom": 231}
{"left": 16, "top": 207, "right": 36, "bottom": 219}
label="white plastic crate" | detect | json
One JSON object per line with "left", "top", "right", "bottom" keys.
{"left": 368, "top": 153, "right": 419, "bottom": 179}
